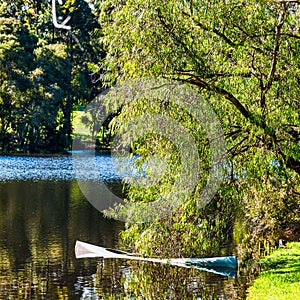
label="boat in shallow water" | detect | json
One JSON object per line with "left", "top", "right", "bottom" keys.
{"left": 75, "top": 240, "right": 238, "bottom": 277}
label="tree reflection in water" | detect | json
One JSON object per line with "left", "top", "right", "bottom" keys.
{"left": 0, "top": 180, "right": 123, "bottom": 299}
{"left": 92, "top": 259, "right": 249, "bottom": 299}
{"left": 0, "top": 179, "right": 254, "bottom": 299}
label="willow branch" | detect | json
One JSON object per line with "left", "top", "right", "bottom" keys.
{"left": 265, "top": 4, "right": 287, "bottom": 92}
{"left": 177, "top": 74, "right": 250, "bottom": 119}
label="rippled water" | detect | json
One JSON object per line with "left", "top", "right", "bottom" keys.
{"left": 0, "top": 155, "right": 250, "bottom": 299}
{"left": 0, "top": 153, "right": 122, "bottom": 182}
{"left": 0, "top": 154, "right": 125, "bottom": 299}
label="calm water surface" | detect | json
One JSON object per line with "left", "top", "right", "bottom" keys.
{"left": 0, "top": 155, "right": 251, "bottom": 299}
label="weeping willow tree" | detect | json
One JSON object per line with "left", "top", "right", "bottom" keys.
{"left": 94, "top": 0, "right": 300, "bottom": 257}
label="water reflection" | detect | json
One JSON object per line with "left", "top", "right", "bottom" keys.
{"left": 120, "top": 262, "right": 237, "bottom": 299}
{"left": 0, "top": 156, "right": 254, "bottom": 299}
{"left": 0, "top": 180, "right": 123, "bottom": 299}
{"left": 83, "top": 260, "right": 243, "bottom": 299}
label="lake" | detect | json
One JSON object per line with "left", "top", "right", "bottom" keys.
{"left": 0, "top": 154, "right": 251, "bottom": 299}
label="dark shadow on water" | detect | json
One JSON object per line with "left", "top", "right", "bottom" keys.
{"left": 0, "top": 180, "right": 124, "bottom": 299}
{"left": 0, "top": 155, "right": 258, "bottom": 299}
{"left": 0, "top": 179, "right": 252, "bottom": 299}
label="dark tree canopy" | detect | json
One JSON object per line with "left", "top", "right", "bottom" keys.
{"left": 0, "top": 0, "right": 102, "bottom": 153}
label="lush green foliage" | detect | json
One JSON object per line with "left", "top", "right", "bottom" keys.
{"left": 0, "top": 0, "right": 102, "bottom": 152}
{"left": 247, "top": 242, "right": 300, "bottom": 300}
{"left": 96, "top": 0, "right": 300, "bottom": 256}
{"left": 98, "top": 0, "right": 300, "bottom": 173}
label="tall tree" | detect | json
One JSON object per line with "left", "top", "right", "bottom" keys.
{"left": 96, "top": 0, "right": 300, "bottom": 255}
{"left": 0, "top": 0, "right": 102, "bottom": 152}
{"left": 0, "top": 3, "right": 37, "bottom": 151}
{"left": 98, "top": 0, "right": 300, "bottom": 174}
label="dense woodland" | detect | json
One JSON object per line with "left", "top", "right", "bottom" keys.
{"left": 0, "top": 0, "right": 102, "bottom": 153}
{"left": 1, "top": 0, "right": 300, "bottom": 261}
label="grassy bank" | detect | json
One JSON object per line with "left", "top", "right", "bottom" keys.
{"left": 72, "top": 111, "right": 112, "bottom": 150}
{"left": 246, "top": 242, "right": 300, "bottom": 300}
{"left": 72, "top": 111, "right": 91, "bottom": 137}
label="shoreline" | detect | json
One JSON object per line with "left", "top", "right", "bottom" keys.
{"left": 246, "top": 242, "right": 300, "bottom": 300}
{"left": 0, "top": 148, "right": 112, "bottom": 157}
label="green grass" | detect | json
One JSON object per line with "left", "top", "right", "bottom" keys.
{"left": 72, "top": 111, "right": 91, "bottom": 136}
{"left": 246, "top": 242, "right": 300, "bottom": 300}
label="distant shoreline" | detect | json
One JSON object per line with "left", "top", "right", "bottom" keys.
{"left": 0, "top": 148, "right": 112, "bottom": 157}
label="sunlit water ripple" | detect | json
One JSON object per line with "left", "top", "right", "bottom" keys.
{"left": 0, "top": 154, "right": 122, "bottom": 182}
